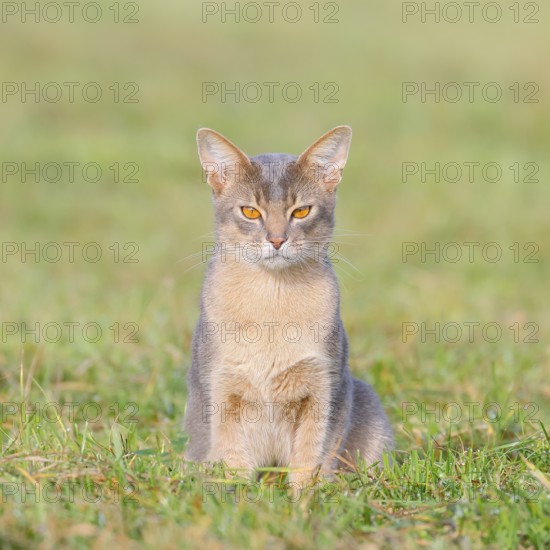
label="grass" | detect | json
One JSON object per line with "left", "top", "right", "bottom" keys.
{"left": 1, "top": 1, "right": 549, "bottom": 548}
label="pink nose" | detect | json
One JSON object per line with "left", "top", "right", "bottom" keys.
{"left": 269, "top": 237, "right": 286, "bottom": 250}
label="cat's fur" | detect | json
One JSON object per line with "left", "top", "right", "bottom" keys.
{"left": 184, "top": 126, "right": 392, "bottom": 484}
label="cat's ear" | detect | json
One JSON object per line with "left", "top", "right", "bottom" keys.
{"left": 196, "top": 128, "right": 252, "bottom": 195}
{"left": 297, "top": 125, "right": 352, "bottom": 191}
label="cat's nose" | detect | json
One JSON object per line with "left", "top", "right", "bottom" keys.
{"left": 269, "top": 237, "right": 287, "bottom": 250}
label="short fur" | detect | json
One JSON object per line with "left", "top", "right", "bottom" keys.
{"left": 184, "top": 126, "right": 392, "bottom": 485}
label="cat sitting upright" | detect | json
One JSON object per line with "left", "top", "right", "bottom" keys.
{"left": 184, "top": 126, "right": 392, "bottom": 485}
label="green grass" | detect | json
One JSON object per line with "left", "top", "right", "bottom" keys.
{"left": 1, "top": 1, "right": 549, "bottom": 548}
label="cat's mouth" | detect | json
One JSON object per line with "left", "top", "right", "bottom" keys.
{"left": 257, "top": 241, "right": 318, "bottom": 270}
{"left": 215, "top": 240, "right": 327, "bottom": 269}
{"left": 260, "top": 242, "right": 295, "bottom": 267}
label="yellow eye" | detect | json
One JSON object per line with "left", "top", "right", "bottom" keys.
{"left": 242, "top": 206, "right": 261, "bottom": 219}
{"left": 292, "top": 206, "right": 311, "bottom": 219}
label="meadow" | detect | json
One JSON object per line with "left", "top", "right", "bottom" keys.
{"left": 0, "top": 1, "right": 549, "bottom": 548}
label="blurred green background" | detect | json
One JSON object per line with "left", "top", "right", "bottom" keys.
{"left": 0, "top": 1, "right": 548, "bottom": 547}
{"left": 1, "top": 0, "right": 548, "bottom": 410}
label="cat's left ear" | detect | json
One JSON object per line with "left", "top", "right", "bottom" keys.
{"left": 297, "top": 125, "right": 352, "bottom": 191}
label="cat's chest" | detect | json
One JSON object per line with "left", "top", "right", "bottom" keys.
{"left": 202, "top": 265, "right": 339, "bottom": 374}
{"left": 210, "top": 266, "right": 334, "bottom": 324}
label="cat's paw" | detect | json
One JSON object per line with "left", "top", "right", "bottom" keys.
{"left": 287, "top": 469, "right": 316, "bottom": 489}
{"left": 207, "top": 449, "right": 252, "bottom": 479}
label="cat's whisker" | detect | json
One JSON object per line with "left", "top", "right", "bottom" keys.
{"left": 298, "top": 244, "right": 364, "bottom": 275}
{"left": 333, "top": 267, "right": 352, "bottom": 292}
{"left": 178, "top": 245, "right": 251, "bottom": 269}
{"left": 177, "top": 250, "right": 209, "bottom": 264}
{"left": 332, "top": 262, "right": 363, "bottom": 284}
{"left": 298, "top": 239, "right": 364, "bottom": 247}
{"left": 190, "top": 231, "right": 217, "bottom": 242}
{"left": 297, "top": 239, "right": 364, "bottom": 272}
{"left": 331, "top": 252, "right": 363, "bottom": 275}
{"left": 333, "top": 228, "right": 372, "bottom": 235}
{"left": 183, "top": 260, "right": 209, "bottom": 273}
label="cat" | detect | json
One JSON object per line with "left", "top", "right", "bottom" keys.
{"left": 184, "top": 126, "right": 393, "bottom": 486}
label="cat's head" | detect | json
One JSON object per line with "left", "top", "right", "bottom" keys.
{"left": 196, "top": 126, "right": 352, "bottom": 270}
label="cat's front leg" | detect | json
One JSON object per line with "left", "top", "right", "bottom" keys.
{"left": 287, "top": 396, "right": 330, "bottom": 488}
{"left": 271, "top": 360, "right": 332, "bottom": 488}
{"left": 207, "top": 392, "right": 254, "bottom": 477}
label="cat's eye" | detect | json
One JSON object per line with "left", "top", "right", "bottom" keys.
{"left": 292, "top": 206, "right": 311, "bottom": 219}
{"left": 242, "top": 206, "right": 261, "bottom": 219}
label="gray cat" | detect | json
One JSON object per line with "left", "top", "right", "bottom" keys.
{"left": 184, "top": 126, "right": 392, "bottom": 485}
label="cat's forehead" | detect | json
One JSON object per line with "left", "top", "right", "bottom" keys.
{"left": 248, "top": 153, "right": 299, "bottom": 202}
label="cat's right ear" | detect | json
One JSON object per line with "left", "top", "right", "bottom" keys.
{"left": 196, "top": 128, "right": 252, "bottom": 195}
